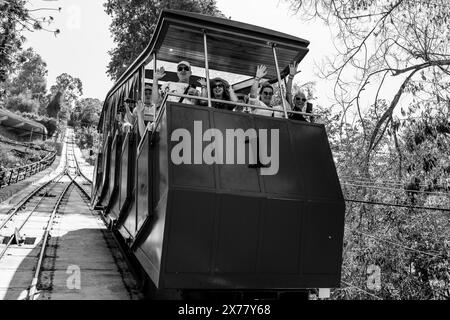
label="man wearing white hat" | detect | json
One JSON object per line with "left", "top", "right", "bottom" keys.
{"left": 135, "top": 60, "right": 199, "bottom": 136}
{"left": 152, "top": 60, "right": 199, "bottom": 106}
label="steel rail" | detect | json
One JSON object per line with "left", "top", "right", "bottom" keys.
{"left": 70, "top": 142, "right": 92, "bottom": 184}
{"left": 0, "top": 173, "right": 66, "bottom": 261}
{"left": 0, "top": 176, "right": 57, "bottom": 230}
{"left": 71, "top": 173, "right": 92, "bottom": 201}
{"left": 27, "top": 178, "right": 74, "bottom": 300}
{"left": 65, "top": 133, "right": 92, "bottom": 185}
{"left": 0, "top": 129, "right": 72, "bottom": 259}
{"left": 26, "top": 133, "right": 94, "bottom": 299}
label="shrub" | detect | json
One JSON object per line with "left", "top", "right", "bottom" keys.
{"left": 4, "top": 94, "right": 40, "bottom": 113}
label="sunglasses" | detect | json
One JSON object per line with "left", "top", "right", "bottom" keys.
{"left": 262, "top": 91, "right": 273, "bottom": 96}
{"left": 213, "top": 83, "right": 224, "bottom": 88}
{"left": 295, "top": 97, "right": 307, "bottom": 102}
{"left": 177, "top": 66, "right": 190, "bottom": 72}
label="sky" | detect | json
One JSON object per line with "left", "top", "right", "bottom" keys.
{"left": 22, "top": 0, "right": 405, "bottom": 114}
{"left": 23, "top": 0, "right": 114, "bottom": 99}
{"left": 23, "top": 1, "right": 334, "bottom": 100}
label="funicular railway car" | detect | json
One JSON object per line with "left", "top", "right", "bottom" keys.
{"left": 92, "top": 9, "right": 345, "bottom": 299}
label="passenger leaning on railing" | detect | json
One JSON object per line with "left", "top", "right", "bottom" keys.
{"left": 198, "top": 77, "right": 239, "bottom": 111}
{"left": 248, "top": 65, "right": 291, "bottom": 118}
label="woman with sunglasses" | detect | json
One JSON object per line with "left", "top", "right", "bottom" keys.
{"left": 286, "top": 62, "right": 313, "bottom": 122}
{"left": 198, "top": 77, "right": 238, "bottom": 110}
{"left": 248, "top": 65, "right": 290, "bottom": 118}
{"left": 289, "top": 92, "right": 309, "bottom": 122}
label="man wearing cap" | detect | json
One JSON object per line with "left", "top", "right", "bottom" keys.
{"left": 152, "top": 60, "right": 199, "bottom": 107}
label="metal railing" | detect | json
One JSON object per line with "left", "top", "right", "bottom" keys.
{"left": 165, "top": 93, "right": 320, "bottom": 118}
{"left": 0, "top": 150, "right": 57, "bottom": 188}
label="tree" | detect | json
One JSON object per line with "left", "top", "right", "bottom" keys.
{"left": 7, "top": 48, "right": 48, "bottom": 98}
{"left": 0, "top": 0, "right": 60, "bottom": 85}
{"left": 318, "top": 99, "right": 450, "bottom": 300}
{"left": 46, "top": 91, "right": 62, "bottom": 118}
{"left": 287, "top": 0, "right": 450, "bottom": 168}
{"left": 4, "top": 92, "right": 39, "bottom": 113}
{"left": 69, "top": 98, "right": 102, "bottom": 128}
{"left": 104, "top": 0, "right": 224, "bottom": 80}
{"left": 47, "top": 73, "right": 83, "bottom": 119}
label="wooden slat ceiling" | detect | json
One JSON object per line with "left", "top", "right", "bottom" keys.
{"left": 157, "top": 25, "right": 308, "bottom": 79}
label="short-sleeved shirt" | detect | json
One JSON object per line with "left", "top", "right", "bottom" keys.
{"left": 161, "top": 82, "right": 198, "bottom": 104}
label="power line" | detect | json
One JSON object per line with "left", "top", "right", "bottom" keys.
{"left": 342, "top": 182, "right": 450, "bottom": 196}
{"left": 341, "top": 177, "right": 447, "bottom": 189}
{"left": 345, "top": 227, "right": 446, "bottom": 258}
{"left": 338, "top": 280, "right": 383, "bottom": 300}
{"left": 339, "top": 175, "right": 408, "bottom": 185}
{"left": 345, "top": 198, "right": 450, "bottom": 212}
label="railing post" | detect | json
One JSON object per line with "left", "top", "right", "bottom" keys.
{"left": 153, "top": 52, "right": 157, "bottom": 124}
{"left": 0, "top": 171, "right": 4, "bottom": 188}
{"left": 203, "top": 30, "right": 212, "bottom": 108}
{"left": 271, "top": 43, "right": 288, "bottom": 119}
{"left": 7, "top": 170, "right": 13, "bottom": 185}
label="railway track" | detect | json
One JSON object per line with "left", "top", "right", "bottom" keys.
{"left": 0, "top": 129, "right": 141, "bottom": 300}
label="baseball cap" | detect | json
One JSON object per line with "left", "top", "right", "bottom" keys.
{"left": 177, "top": 61, "right": 191, "bottom": 69}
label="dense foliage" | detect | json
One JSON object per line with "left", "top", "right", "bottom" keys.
{"left": 73, "top": 126, "right": 99, "bottom": 166}
{"left": 282, "top": 3, "right": 450, "bottom": 298}
{"left": 104, "top": 0, "right": 224, "bottom": 80}
{"left": 68, "top": 98, "right": 102, "bottom": 128}
{"left": 47, "top": 73, "right": 83, "bottom": 120}
{"left": 313, "top": 99, "right": 450, "bottom": 300}
{"left": 287, "top": 0, "right": 450, "bottom": 164}
{"left": 0, "top": 0, "right": 60, "bottom": 86}
{"left": 5, "top": 48, "right": 47, "bottom": 99}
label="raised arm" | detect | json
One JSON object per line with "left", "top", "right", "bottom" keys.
{"left": 249, "top": 65, "right": 267, "bottom": 99}
{"left": 286, "top": 62, "right": 301, "bottom": 105}
{"left": 152, "top": 67, "right": 166, "bottom": 106}
{"left": 228, "top": 86, "right": 238, "bottom": 102}
{"left": 123, "top": 103, "right": 134, "bottom": 124}
{"left": 197, "top": 78, "right": 208, "bottom": 105}
{"left": 134, "top": 101, "right": 147, "bottom": 138}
